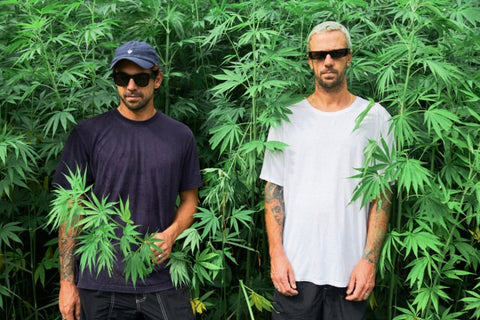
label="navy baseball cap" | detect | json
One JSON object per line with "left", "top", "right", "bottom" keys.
{"left": 110, "top": 41, "right": 160, "bottom": 69}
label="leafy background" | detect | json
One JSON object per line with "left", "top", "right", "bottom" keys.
{"left": 0, "top": 0, "right": 479, "bottom": 319}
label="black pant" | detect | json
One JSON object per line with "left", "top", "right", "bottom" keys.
{"left": 272, "top": 282, "right": 367, "bottom": 320}
{"left": 78, "top": 287, "right": 194, "bottom": 320}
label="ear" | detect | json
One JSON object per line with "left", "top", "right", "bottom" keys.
{"left": 154, "top": 71, "right": 163, "bottom": 89}
{"left": 346, "top": 50, "right": 353, "bottom": 67}
{"left": 308, "top": 56, "right": 314, "bottom": 70}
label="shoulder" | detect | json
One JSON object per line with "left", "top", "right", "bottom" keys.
{"left": 372, "top": 103, "right": 392, "bottom": 122}
{"left": 63, "top": 111, "right": 114, "bottom": 146}
{"left": 268, "top": 99, "right": 309, "bottom": 131}
{"left": 156, "top": 112, "right": 194, "bottom": 137}
{"left": 288, "top": 98, "right": 309, "bottom": 113}
{"left": 356, "top": 97, "right": 391, "bottom": 120}
{"left": 74, "top": 109, "right": 116, "bottom": 133}
{"left": 280, "top": 99, "right": 310, "bottom": 123}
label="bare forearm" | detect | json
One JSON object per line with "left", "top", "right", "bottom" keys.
{"left": 58, "top": 222, "right": 81, "bottom": 319}
{"left": 59, "top": 223, "right": 77, "bottom": 283}
{"left": 363, "top": 190, "right": 392, "bottom": 264}
{"left": 265, "top": 182, "right": 285, "bottom": 255}
{"left": 165, "top": 189, "right": 198, "bottom": 239}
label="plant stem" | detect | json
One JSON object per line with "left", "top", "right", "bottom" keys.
{"left": 239, "top": 280, "right": 255, "bottom": 320}
{"left": 245, "top": 0, "right": 258, "bottom": 285}
{"left": 388, "top": 191, "right": 403, "bottom": 320}
{"left": 163, "top": 0, "right": 171, "bottom": 116}
{"left": 422, "top": 166, "right": 476, "bottom": 317}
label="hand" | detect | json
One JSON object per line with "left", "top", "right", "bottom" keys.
{"left": 59, "top": 280, "right": 81, "bottom": 320}
{"left": 270, "top": 252, "right": 298, "bottom": 296}
{"left": 345, "top": 258, "right": 375, "bottom": 301}
{"left": 151, "top": 230, "right": 175, "bottom": 264}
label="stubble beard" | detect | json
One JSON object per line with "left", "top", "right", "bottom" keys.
{"left": 315, "top": 68, "right": 347, "bottom": 92}
{"left": 120, "top": 91, "right": 152, "bottom": 112}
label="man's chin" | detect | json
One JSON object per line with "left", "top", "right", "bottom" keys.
{"left": 318, "top": 80, "right": 340, "bottom": 89}
{"left": 123, "top": 102, "right": 147, "bottom": 112}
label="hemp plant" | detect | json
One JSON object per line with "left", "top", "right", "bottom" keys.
{"left": 47, "top": 167, "right": 159, "bottom": 285}
{"left": 48, "top": 166, "right": 221, "bottom": 290}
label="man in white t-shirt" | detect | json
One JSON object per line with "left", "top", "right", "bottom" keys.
{"left": 260, "top": 21, "right": 393, "bottom": 319}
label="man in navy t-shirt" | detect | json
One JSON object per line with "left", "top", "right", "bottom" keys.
{"left": 53, "top": 41, "right": 202, "bottom": 320}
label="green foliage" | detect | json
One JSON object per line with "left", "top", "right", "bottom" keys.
{"left": 349, "top": 1, "right": 480, "bottom": 319}
{"left": 48, "top": 167, "right": 221, "bottom": 288}
{"left": 1, "top": 0, "right": 479, "bottom": 319}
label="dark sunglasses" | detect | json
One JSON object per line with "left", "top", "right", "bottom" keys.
{"left": 308, "top": 48, "right": 350, "bottom": 60}
{"left": 113, "top": 72, "right": 156, "bottom": 87}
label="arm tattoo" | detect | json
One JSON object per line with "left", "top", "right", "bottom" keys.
{"left": 363, "top": 192, "right": 392, "bottom": 264}
{"left": 59, "top": 224, "right": 77, "bottom": 282}
{"left": 265, "top": 182, "right": 285, "bottom": 227}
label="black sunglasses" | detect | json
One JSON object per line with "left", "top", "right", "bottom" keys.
{"left": 113, "top": 72, "right": 156, "bottom": 87}
{"left": 308, "top": 48, "right": 350, "bottom": 60}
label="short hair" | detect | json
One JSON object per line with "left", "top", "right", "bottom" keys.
{"left": 307, "top": 21, "right": 352, "bottom": 50}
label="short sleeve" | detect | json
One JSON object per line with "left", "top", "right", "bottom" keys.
{"left": 51, "top": 127, "right": 93, "bottom": 190}
{"left": 179, "top": 133, "right": 202, "bottom": 192}
{"left": 260, "top": 125, "right": 285, "bottom": 186}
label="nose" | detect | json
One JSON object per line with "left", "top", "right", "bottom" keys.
{"left": 127, "top": 78, "right": 138, "bottom": 90}
{"left": 324, "top": 54, "right": 334, "bottom": 66}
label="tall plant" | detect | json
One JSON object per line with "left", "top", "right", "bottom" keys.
{"left": 350, "top": 0, "right": 480, "bottom": 318}
{"left": 188, "top": 0, "right": 316, "bottom": 318}
{"left": 1, "top": 1, "right": 117, "bottom": 318}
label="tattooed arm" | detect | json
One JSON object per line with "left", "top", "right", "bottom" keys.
{"left": 346, "top": 189, "right": 392, "bottom": 301}
{"left": 265, "top": 182, "right": 298, "bottom": 296}
{"left": 59, "top": 222, "right": 81, "bottom": 320}
{"left": 363, "top": 190, "right": 392, "bottom": 265}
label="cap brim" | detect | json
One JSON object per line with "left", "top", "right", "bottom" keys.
{"left": 110, "top": 56, "right": 154, "bottom": 69}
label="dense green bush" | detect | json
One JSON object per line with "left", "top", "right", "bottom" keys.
{"left": 0, "top": 0, "right": 479, "bottom": 319}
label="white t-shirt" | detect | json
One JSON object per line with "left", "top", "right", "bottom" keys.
{"left": 260, "top": 97, "right": 393, "bottom": 287}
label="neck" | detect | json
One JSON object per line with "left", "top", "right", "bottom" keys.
{"left": 117, "top": 104, "right": 156, "bottom": 121}
{"left": 307, "top": 86, "right": 355, "bottom": 112}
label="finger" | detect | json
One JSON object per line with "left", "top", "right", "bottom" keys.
{"left": 156, "top": 251, "right": 171, "bottom": 264}
{"left": 284, "top": 286, "right": 298, "bottom": 296}
{"left": 157, "top": 241, "right": 167, "bottom": 251}
{"left": 346, "top": 275, "right": 355, "bottom": 296}
{"left": 278, "top": 286, "right": 295, "bottom": 296}
{"left": 286, "top": 271, "right": 298, "bottom": 296}
{"left": 345, "top": 287, "right": 360, "bottom": 301}
{"left": 287, "top": 269, "right": 297, "bottom": 291}
{"left": 271, "top": 269, "right": 295, "bottom": 296}
{"left": 272, "top": 276, "right": 289, "bottom": 296}
{"left": 346, "top": 282, "right": 365, "bottom": 301}
{"left": 156, "top": 252, "right": 164, "bottom": 263}
{"left": 278, "top": 280, "right": 298, "bottom": 296}
{"left": 273, "top": 283, "right": 283, "bottom": 294}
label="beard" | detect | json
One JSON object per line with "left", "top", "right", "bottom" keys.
{"left": 120, "top": 91, "right": 152, "bottom": 112}
{"left": 315, "top": 66, "right": 347, "bottom": 92}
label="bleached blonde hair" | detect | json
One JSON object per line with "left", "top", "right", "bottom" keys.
{"left": 307, "top": 21, "right": 352, "bottom": 50}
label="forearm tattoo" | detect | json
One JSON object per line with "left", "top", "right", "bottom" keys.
{"left": 59, "top": 224, "right": 76, "bottom": 282}
{"left": 265, "top": 182, "right": 285, "bottom": 227}
{"left": 363, "top": 194, "right": 392, "bottom": 264}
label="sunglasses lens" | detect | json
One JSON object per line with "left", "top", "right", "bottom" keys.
{"left": 113, "top": 72, "right": 154, "bottom": 87}
{"left": 330, "top": 49, "right": 349, "bottom": 59}
{"left": 309, "top": 52, "right": 327, "bottom": 60}
{"left": 308, "top": 49, "right": 349, "bottom": 60}
{"left": 113, "top": 73, "right": 129, "bottom": 86}
{"left": 133, "top": 74, "right": 150, "bottom": 87}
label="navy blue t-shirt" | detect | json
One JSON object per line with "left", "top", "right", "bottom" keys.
{"left": 52, "top": 109, "right": 202, "bottom": 293}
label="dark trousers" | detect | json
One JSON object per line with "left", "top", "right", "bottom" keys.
{"left": 272, "top": 282, "right": 367, "bottom": 320}
{"left": 78, "top": 287, "right": 194, "bottom": 320}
